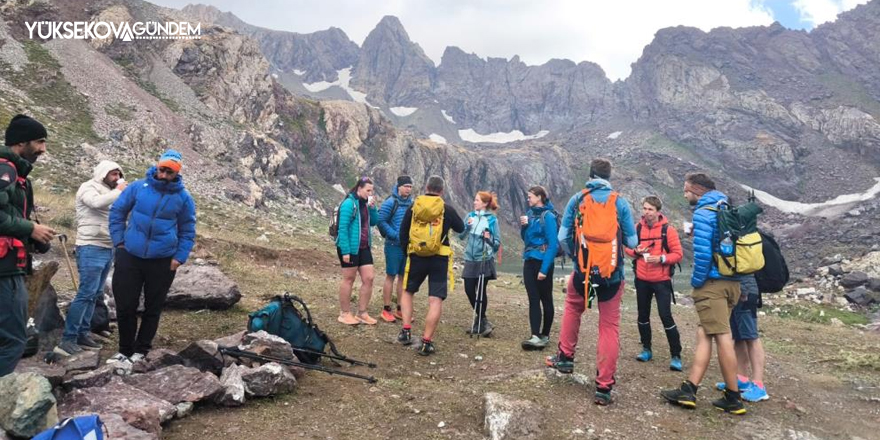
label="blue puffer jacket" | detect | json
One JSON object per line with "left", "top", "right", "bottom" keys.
{"left": 557, "top": 179, "right": 638, "bottom": 283}
{"left": 335, "top": 192, "right": 379, "bottom": 256}
{"left": 458, "top": 211, "right": 501, "bottom": 262}
{"left": 521, "top": 201, "right": 558, "bottom": 275}
{"left": 691, "top": 190, "right": 730, "bottom": 288}
{"left": 109, "top": 167, "right": 197, "bottom": 263}
{"left": 377, "top": 185, "right": 413, "bottom": 245}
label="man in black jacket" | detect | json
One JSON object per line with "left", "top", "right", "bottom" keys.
{"left": 397, "top": 176, "right": 464, "bottom": 356}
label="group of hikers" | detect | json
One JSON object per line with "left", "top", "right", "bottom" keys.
{"left": 333, "top": 159, "right": 769, "bottom": 413}
{"left": 0, "top": 114, "right": 196, "bottom": 376}
{"left": 0, "top": 114, "right": 768, "bottom": 417}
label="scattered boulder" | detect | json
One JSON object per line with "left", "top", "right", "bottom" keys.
{"left": 819, "top": 254, "right": 842, "bottom": 267}
{"left": 13, "top": 356, "right": 66, "bottom": 388}
{"left": 63, "top": 364, "right": 116, "bottom": 390}
{"left": 217, "top": 364, "right": 247, "bottom": 407}
{"left": 178, "top": 340, "right": 224, "bottom": 375}
{"left": 240, "top": 331, "right": 296, "bottom": 362}
{"left": 60, "top": 349, "right": 101, "bottom": 374}
{"left": 0, "top": 372, "right": 58, "bottom": 438}
{"left": 175, "top": 402, "right": 194, "bottom": 419}
{"left": 240, "top": 362, "right": 296, "bottom": 397}
{"left": 483, "top": 392, "right": 543, "bottom": 440}
{"left": 844, "top": 286, "right": 870, "bottom": 306}
{"left": 827, "top": 264, "right": 844, "bottom": 277}
{"left": 132, "top": 349, "right": 184, "bottom": 374}
{"left": 123, "top": 365, "right": 224, "bottom": 404}
{"left": 58, "top": 377, "right": 175, "bottom": 435}
{"left": 868, "top": 278, "right": 880, "bottom": 293}
{"left": 165, "top": 264, "right": 241, "bottom": 310}
{"left": 99, "top": 413, "right": 158, "bottom": 440}
{"left": 214, "top": 330, "right": 246, "bottom": 348}
{"left": 841, "top": 271, "right": 869, "bottom": 289}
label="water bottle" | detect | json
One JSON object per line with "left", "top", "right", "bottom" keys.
{"left": 720, "top": 232, "right": 734, "bottom": 256}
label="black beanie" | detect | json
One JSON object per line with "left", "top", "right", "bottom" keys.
{"left": 4, "top": 114, "right": 47, "bottom": 146}
{"left": 397, "top": 175, "right": 413, "bottom": 187}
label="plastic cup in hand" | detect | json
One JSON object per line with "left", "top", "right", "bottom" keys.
{"left": 643, "top": 253, "right": 650, "bottom": 262}
{"left": 520, "top": 215, "right": 528, "bottom": 225}
{"left": 683, "top": 221, "right": 693, "bottom": 235}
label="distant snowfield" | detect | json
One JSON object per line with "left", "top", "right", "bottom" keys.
{"left": 428, "top": 133, "right": 447, "bottom": 144}
{"left": 458, "top": 129, "right": 549, "bottom": 144}
{"left": 743, "top": 178, "right": 880, "bottom": 218}
{"left": 302, "top": 67, "right": 377, "bottom": 107}
{"left": 441, "top": 110, "right": 456, "bottom": 124}
{"left": 390, "top": 106, "right": 418, "bottom": 117}
{"left": 607, "top": 131, "right": 622, "bottom": 139}
{"left": 292, "top": 69, "right": 306, "bottom": 76}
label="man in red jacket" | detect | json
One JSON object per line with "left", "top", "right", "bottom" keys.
{"left": 625, "top": 196, "right": 684, "bottom": 371}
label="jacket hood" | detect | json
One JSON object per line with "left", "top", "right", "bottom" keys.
{"left": 93, "top": 160, "right": 123, "bottom": 184}
{"left": 0, "top": 147, "right": 32, "bottom": 177}
{"left": 145, "top": 165, "right": 185, "bottom": 193}
{"left": 585, "top": 178, "right": 611, "bottom": 191}
{"left": 696, "top": 190, "right": 727, "bottom": 209}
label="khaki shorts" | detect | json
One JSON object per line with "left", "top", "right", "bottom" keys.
{"left": 693, "top": 279, "right": 741, "bottom": 335}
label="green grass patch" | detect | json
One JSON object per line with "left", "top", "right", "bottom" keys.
{"left": 773, "top": 304, "right": 868, "bottom": 326}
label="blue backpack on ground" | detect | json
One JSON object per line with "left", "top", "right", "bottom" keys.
{"left": 247, "top": 293, "right": 338, "bottom": 364}
{"left": 32, "top": 415, "right": 105, "bottom": 440}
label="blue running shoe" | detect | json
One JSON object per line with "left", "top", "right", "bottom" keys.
{"left": 636, "top": 349, "right": 653, "bottom": 362}
{"left": 670, "top": 356, "right": 683, "bottom": 372}
{"left": 742, "top": 384, "right": 769, "bottom": 402}
{"left": 716, "top": 378, "right": 752, "bottom": 392}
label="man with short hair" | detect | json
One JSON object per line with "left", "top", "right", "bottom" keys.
{"left": 54, "top": 160, "right": 127, "bottom": 356}
{"left": 661, "top": 172, "right": 746, "bottom": 414}
{"left": 108, "top": 149, "right": 196, "bottom": 365}
{"left": 548, "top": 158, "right": 638, "bottom": 405}
{"left": 397, "top": 176, "right": 464, "bottom": 356}
{"left": 0, "top": 114, "right": 55, "bottom": 376}
{"left": 377, "top": 175, "right": 414, "bottom": 322}
{"left": 625, "top": 195, "right": 684, "bottom": 371}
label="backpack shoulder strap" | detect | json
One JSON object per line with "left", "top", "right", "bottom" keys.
{"left": 661, "top": 223, "right": 670, "bottom": 253}
{"left": 284, "top": 293, "right": 313, "bottom": 326}
{"left": 636, "top": 222, "right": 642, "bottom": 241}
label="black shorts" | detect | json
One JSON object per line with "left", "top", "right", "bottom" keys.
{"left": 404, "top": 255, "right": 449, "bottom": 300}
{"left": 337, "top": 247, "right": 373, "bottom": 268}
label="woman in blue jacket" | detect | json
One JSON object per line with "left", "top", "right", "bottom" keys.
{"left": 520, "top": 186, "right": 558, "bottom": 350}
{"left": 335, "top": 177, "right": 379, "bottom": 325}
{"left": 458, "top": 191, "right": 501, "bottom": 336}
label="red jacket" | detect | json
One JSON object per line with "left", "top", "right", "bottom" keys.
{"left": 624, "top": 214, "right": 683, "bottom": 283}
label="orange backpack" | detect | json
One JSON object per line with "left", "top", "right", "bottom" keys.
{"left": 575, "top": 189, "right": 621, "bottom": 280}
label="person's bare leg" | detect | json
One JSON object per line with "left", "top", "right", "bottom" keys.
{"left": 356, "top": 265, "right": 375, "bottom": 314}
{"left": 395, "top": 276, "right": 404, "bottom": 306}
{"left": 401, "top": 291, "right": 414, "bottom": 327}
{"left": 422, "top": 297, "right": 443, "bottom": 340}
{"left": 338, "top": 267, "right": 357, "bottom": 314}
{"left": 382, "top": 274, "right": 394, "bottom": 308}
{"left": 716, "top": 333, "right": 740, "bottom": 392}
{"left": 735, "top": 340, "right": 750, "bottom": 378}
{"left": 747, "top": 339, "right": 766, "bottom": 384}
{"left": 687, "top": 326, "right": 712, "bottom": 386}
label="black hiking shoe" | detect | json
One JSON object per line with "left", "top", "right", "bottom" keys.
{"left": 661, "top": 380, "right": 698, "bottom": 409}
{"left": 478, "top": 318, "right": 493, "bottom": 337}
{"left": 594, "top": 388, "right": 613, "bottom": 406}
{"left": 397, "top": 328, "right": 413, "bottom": 346}
{"left": 416, "top": 340, "right": 435, "bottom": 356}
{"left": 545, "top": 351, "right": 574, "bottom": 374}
{"left": 712, "top": 389, "right": 747, "bottom": 415}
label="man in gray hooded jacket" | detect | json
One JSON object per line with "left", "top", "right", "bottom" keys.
{"left": 54, "top": 160, "right": 126, "bottom": 356}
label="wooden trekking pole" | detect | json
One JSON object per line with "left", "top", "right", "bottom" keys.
{"left": 57, "top": 234, "right": 78, "bottom": 291}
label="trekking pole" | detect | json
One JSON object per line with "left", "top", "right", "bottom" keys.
{"left": 475, "top": 229, "right": 488, "bottom": 340}
{"left": 290, "top": 347, "right": 376, "bottom": 368}
{"left": 57, "top": 234, "right": 78, "bottom": 291}
{"left": 218, "top": 346, "right": 378, "bottom": 383}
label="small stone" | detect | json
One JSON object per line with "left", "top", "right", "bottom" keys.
{"left": 474, "top": 356, "right": 483, "bottom": 361}
{"left": 175, "top": 402, "right": 194, "bottom": 419}
{"left": 438, "top": 421, "right": 446, "bottom": 428}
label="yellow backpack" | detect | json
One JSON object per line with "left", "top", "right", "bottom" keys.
{"left": 408, "top": 196, "right": 449, "bottom": 257}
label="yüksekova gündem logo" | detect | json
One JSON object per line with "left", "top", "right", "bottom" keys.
{"left": 25, "top": 21, "right": 201, "bottom": 41}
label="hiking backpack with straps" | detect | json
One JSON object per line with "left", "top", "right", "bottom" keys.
{"left": 754, "top": 230, "right": 789, "bottom": 293}
{"left": 707, "top": 198, "right": 765, "bottom": 276}
{"left": 328, "top": 195, "right": 356, "bottom": 240}
{"left": 574, "top": 189, "right": 621, "bottom": 281}
{"left": 632, "top": 223, "right": 682, "bottom": 278}
{"left": 408, "top": 195, "right": 448, "bottom": 257}
{"left": 247, "top": 293, "right": 341, "bottom": 364}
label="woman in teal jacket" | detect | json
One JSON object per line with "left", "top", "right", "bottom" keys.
{"left": 458, "top": 191, "right": 501, "bottom": 336}
{"left": 335, "top": 177, "right": 379, "bottom": 325}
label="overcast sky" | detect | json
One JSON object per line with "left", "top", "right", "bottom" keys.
{"left": 149, "top": 0, "right": 868, "bottom": 81}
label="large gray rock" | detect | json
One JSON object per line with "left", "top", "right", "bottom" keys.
{"left": 868, "top": 278, "right": 880, "bottom": 292}
{"left": 841, "top": 271, "right": 869, "bottom": 289}
{"left": 0, "top": 372, "right": 58, "bottom": 438}
{"left": 217, "top": 364, "right": 247, "bottom": 406}
{"left": 178, "top": 340, "right": 224, "bottom": 375}
{"left": 100, "top": 413, "right": 158, "bottom": 440}
{"left": 60, "top": 349, "right": 101, "bottom": 374}
{"left": 58, "top": 377, "right": 175, "bottom": 435}
{"left": 123, "top": 364, "right": 224, "bottom": 404}
{"left": 845, "top": 286, "right": 871, "bottom": 306}
{"left": 483, "top": 392, "right": 543, "bottom": 440}
{"left": 131, "top": 349, "right": 184, "bottom": 374}
{"left": 165, "top": 264, "right": 241, "bottom": 310}
{"left": 13, "top": 356, "right": 66, "bottom": 388}
{"left": 240, "top": 331, "right": 296, "bottom": 361}
{"left": 240, "top": 362, "right": 296, "bottom": 397}
{"left": 827, "top": 264, "right": 845, "bottom": 277}
{"left": 63, "top": 364, "right": 116, "bottom": 390}
{"left": 214, "top": 330, "right": 246, "bottom": 348}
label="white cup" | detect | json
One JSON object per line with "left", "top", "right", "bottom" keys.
{"left": 643, "top": 253, "right": 650, "bottom": 262}
{"left": 683, "top": 221, "right": 694, "bottom": 235}
{"left": 520, "top": 215, "right": 528, "bottom": 225}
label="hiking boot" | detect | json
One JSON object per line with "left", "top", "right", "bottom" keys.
{"left": 538, "top": 336, "right": 550, "bottom": 347}
{"left": 742, "top": 384, "right": 769, "bottom": 402}
{"left": 712, "top": 389, "right": 747, "bottom": 414}
{"left": 636, "top": 349, "right": 652, "bottom": 362}
{"left": 357, "top": 312, "right": 378, "bottom": 325}
{"left": 661, "top": 381, "right": 698, "bottom": 409}
{"left": 670, "top": 356, "right": 683, "bottom": 372}
{"left": 521, "top": 335, "right": 543, "bottom": 351}
{"left": 479, "top": 319, "right": 494, "bottom": 337}
{"left": 337, "top": 312, "right": 360, "bottom": 325}
{"left": 416, "top": 340, "right": 435, "bottom": 356}
{"left": 77, "top": 335, "right": 103, "bottom": 351}
{"left": 715, "top": 378, "right": 752, "bottom": 392}
{"left": 397, "top": 328, "right": 413, "bottom": 346}
{"left": 129, "top": 353, "right": 146, "bottom": 363}
{"left": 105, "top": 352, "right": 130, "bottom": 364}
{"left": 594, "top": 389, "right": 612, "bottom": 406}
{"left": 381, "top": 308, "right": 396, "bottom": 323}
{"left": 545, "top": 352, "right": 574, "bottom": 374}
{"left": 53, "top": 339, "right": 82, "bottom": 357}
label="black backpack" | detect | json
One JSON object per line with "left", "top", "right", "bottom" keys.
{"left": 754, "top": 230, "right": 789, "bottom": 294}
{"left": 328, "top": 196, "right": 355, "bottom": 239}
